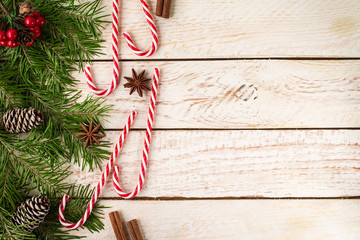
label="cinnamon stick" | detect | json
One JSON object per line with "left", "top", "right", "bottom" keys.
{"left": 109, "top": 212, "right": 122, "bottom": 240}
{"left": 130, "top": 219, "right": 144, "bottom": 240}
{"left": 155, "top": 0, "right": 164, "bottom": 17}
{"left": 162, "top": 0, "right": 172, "bottom": 18}
{"left": 126, "top": 221, "right": 137, "bottom": 240}
{"left": 126, "top": 219, "right": 144, "bottom": 240}
{"left": 109, "top": 211, "right": 128, "bottom": 240}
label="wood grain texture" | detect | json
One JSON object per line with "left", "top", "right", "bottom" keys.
{"left": 73, "top": 60, "right": 360, "bottom": 129}
{"left": 74, "top": 200, "right": 360, "bottom": 240}
{"left": 69, "top": 130, "right": 360, "bottom": 198}
{"left": 96, "top": 0, "right": 360, "bottom": 59}
{"left": 71, "top": 1, "right": 360, "bottom": 238}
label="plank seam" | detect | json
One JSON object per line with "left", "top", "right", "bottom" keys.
{"left": 104, "top": 128, "right": 360, "bottom": 131}
{"left": 97, "top": 196, "right": 360, "bottom": 201}
{"left": 90, "top": 57, "right": 360, "bottom": 62}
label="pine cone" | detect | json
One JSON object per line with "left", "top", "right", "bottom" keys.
{"left": 2, "top": 108, "right": 44, "bottom": 133}
{"left": 11, "top": 196, "right": 50, "bottom": 232}
{"left": 19, "top": 0, "right": 34, "bottom": 18}
{"left": 16, "top": 27, "right": 33, "bottom": 45}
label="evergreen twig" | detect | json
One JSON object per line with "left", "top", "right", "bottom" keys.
{"left": 0, "top": 1, "right": 11, "bottom": 17}
{"left": 0, "top": 0, "right": 110, "bottom": 238}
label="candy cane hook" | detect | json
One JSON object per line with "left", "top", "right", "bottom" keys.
{"left": 85, "top": 0, "right": 120, "bottom": 96}
{"left": 58, "top": 111, "right": 137, "bottom": 229}
{"left": 123, "top": 0, "right": 159, "bottom": 57}
{"left": 113, "top": 68, "right": 160, "bottom": 198}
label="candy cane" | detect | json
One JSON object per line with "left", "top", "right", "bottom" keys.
{"left": 123, "top": 0, "right": 159, "bottom": 57}
{"left": 113, "top": 68, "right": 160, "bottom": 198}
{"left": 58, "top": 111, "right": 136, "bottom": 229}
{"left": 58, "top": 68, "right": 160, "bottom": 229}
{"left": 85, "top": 0, "right": 120, "bottom": 96}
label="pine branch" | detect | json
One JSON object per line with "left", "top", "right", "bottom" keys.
{"left": 29, "top": 90, "right": 111, "bottom": 170}
{"left": 0, "top": 151, "right": 24, "bottom": 211}
{"left": 0, "top": 63, "right": 27, "bottom": 111}
{"left": 0, "top": 1, "right": 11, "bottom": 17}
{"left": 0, "top": 0, "right": 110, "bottom": 237}
{"left": 0, "top": 132, "right": 71, "bottom": 199}
{"left": 0, "top": 207, "right": 37, "bottom": 240}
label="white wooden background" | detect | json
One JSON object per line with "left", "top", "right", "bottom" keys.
{"left": 72, "top": 0, "right": 360, "bottom": 239}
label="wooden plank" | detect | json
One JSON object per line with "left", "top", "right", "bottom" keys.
{"left": 96, "top": 0, "right": 360, "bottom": 59}
{"left": 69, "top": 130, "right": 360, "bottom": 198}
{"left": 73, "top": 200, "right": 360, "bottom": 239}
{"left": 73, "top": 60, "right": 360, "bottom": 129}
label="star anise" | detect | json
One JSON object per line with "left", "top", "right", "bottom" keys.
{"left": 124, "top": 69, "right": 151, "bottom": 97}
{"left": 76, "top": 120, "right": 105, "bottom": 148}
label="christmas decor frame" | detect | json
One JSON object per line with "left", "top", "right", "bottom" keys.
{"left": 0, "top": 0, "right": 111, "bottom": 239}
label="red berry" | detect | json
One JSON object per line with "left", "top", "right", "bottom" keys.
{"left": 30, "top": 26, "right": 41, "bottom": 38}
{"left": 7, "top": 40, "right": 17, "bottom": 48}
{"left": 36, "top": 16, "right": 46, "bottom": 27}
{"left": 32, "top": 11, "right": 41, "bottom": 18}
{"left": 6, "top": 29, "right": 17, "bottom": 41}
{"left": 0, "top": 41, "right": 7, "bottom": 47}
{"left": 0, "top": 31, "right": 7, "bottom": 41}
{"left": 33, "top": 30, "right": 41, "bottom": 38}
{"left": 26, "top": 38, "right": 34, "bottom": 47}
{"left": 25, "top": 16, "right": 37, "bottom": 28}
{"left": 30, "top": 26, "right": 40, "bottom": 33}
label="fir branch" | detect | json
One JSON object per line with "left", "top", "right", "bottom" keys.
{"left": 0, "top": 152, "right": 24, "bottom": 211}
{"left": 0, "top": 0, "right": 110, "bottom": 237}
{"left": 29, "top": 89, "right": 111, "bottom": 170}
{"left": 0, "top": 63, "right": 27, "bottom": 110}
{"left": 0, "top": 1, "right": 11, "bottom": 18}
{"left": 0, "top": 206, "right": 37, "bottom": 240}
{"left": 0, "top": 133, "right": 71, "bottom": 199}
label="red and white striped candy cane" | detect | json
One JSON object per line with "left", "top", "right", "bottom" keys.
{"left": 85, "top": 0, "right": 120, "bottom": 96}
{"left": 123, "top": 0, "right": 159, "bottom": 57}
{"left": 113, "top": 68, "right": 160, "bottom": 198}
{"left": 58, "top": 111, "right": 136, "bottom": 229}
{"left": 59, "top": 68, "right": 160, "bottom": 228}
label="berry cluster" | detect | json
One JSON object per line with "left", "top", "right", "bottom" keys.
{"left": 0, "top": 11, "right": 45, "bottom": 48}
